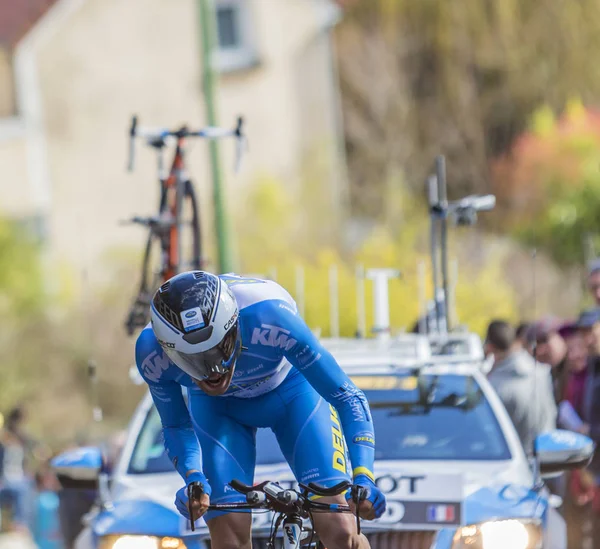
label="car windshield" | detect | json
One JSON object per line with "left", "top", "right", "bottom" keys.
{"left": 128, "top": 373, "right": 510, "bottom": 474}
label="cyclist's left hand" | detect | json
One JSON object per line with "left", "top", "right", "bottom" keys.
{"left": 346, "top": 475, "right": 386, "bottom": 520}
{"left": 175, "top": 485, "right": 210, "bottom": 521}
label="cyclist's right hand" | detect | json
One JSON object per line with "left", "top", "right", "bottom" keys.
{"left": 175, "top": 480, "right": 211, "bottom": 520}
{"left": 346, "top": 475, "right": 386, "bottom": 520}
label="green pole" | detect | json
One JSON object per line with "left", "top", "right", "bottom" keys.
{"left": 198, "top": 0, "right": 233, "bottom": 273}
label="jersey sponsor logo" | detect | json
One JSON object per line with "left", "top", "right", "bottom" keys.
{"left": 141, "top": 350, "right": 171, "bottom": 383}
{"left": 295, "top": 345, "right": 319, "bottom": 370}
{"left": 331, "top": 382, "right": 370, "bottom": 423}
{"left": 329, "top": 405, "right": 347, "bottom": 474}
{"left": 353, "top": 433, "right": 375, "bottom": 448}
{"left": 251, "top": 324, "right": 297, "bottom": 351}
{"left": 185, "top": 311, "right": 197, "bottom": 318}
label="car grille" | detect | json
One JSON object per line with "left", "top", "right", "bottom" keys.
{"left": 248, "top": 530, "right": 436, "bottom": 549}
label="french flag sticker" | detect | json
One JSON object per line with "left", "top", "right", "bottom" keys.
{"left": 427, "top": 504, "right": 455, "bottom": 522}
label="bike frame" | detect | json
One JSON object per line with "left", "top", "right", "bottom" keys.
{"left": 162, "top": 137, "right": 186, "bottom": 281}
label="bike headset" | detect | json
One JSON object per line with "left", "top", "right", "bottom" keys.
{"left": 150, "top": 271, "right": 242, "bottom": 380}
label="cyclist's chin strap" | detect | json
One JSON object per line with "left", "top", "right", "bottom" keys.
{"left": 350, "top": 485, "right": 367, "bottom": 536}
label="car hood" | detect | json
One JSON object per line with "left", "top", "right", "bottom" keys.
{"left": 94, "top": 458, "right": 542, "bottom": 539}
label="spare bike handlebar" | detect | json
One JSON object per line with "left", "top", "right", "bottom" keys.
{"left": 127, "top": 115, "right": 245, "bottom": 173}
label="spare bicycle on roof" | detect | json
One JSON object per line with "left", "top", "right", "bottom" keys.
{"left": 122, "top": 115, "right": 246, "bottom": 336}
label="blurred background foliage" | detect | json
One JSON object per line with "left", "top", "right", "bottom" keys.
{"left": 491, "top": 98, "right": 600, "bottom": 265}
{"left": 337, "top": 0, "right": 600, "bottom": 216}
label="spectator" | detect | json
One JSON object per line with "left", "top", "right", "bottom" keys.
{"left": 581, "top": 309, "right": 600, "bottom": 465}
{"left": 485, "top": 320, "right": 557, "bottom": 453}
{"left": 0, "top": 406, "right": 34, "bottom": 533}
{"left": 515, "top": 322, "right": 533, "bottom": 353}
{"left": 33, "top": 465, "right": 63, "bottom": 549}
{"left": 558, "top": 321, "right": 589, "bottom": 431}
{"left": 570, "top": 308, "right": 600, "bottom": 549}
{"left": 529, "top": 317, "right": 568, "bottom": 403}
{"left": 557, "top": 320, "right": 593, "bottom": 549}
{"left": 587, "top": 259, "right": 600, "bottom": 306}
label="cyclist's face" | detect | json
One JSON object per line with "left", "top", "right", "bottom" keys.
{"left": 194, "top": 363, "right": 235, "bottom": 395}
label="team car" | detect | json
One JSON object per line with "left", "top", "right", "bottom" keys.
{"left": 53, "top": 337, "right": 593, "bottom": 549}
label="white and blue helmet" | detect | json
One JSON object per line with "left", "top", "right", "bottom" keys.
{"left": 150, "top": 271, "right": 241, "bottom": 380}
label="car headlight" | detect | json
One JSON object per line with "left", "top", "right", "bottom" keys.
{"left": 99, "top": 535, "right": 187, "bottom": 549}
{"left": 452, "top": 519, "right": 542, "bottom": 549}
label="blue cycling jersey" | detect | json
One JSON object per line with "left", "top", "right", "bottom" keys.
{"left": 135, "top": 274, "right": 376, "bottom": 490}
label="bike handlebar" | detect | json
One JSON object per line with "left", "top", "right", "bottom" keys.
{"left": 127, "top": 115, "right": 246, "bottom": 173}
{"left": 186, "top": 478, "right": 361, "bottom": 539}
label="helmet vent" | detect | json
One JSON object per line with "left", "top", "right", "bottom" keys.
{"left": 160, "top": 281, "right": 171, "bottom": 292}
{"left": 193, "top": 271, "right": 205, "bottom": 280}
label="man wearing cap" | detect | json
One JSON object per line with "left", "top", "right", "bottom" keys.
{"left": 530, "top": 317, "right": 568, "bottom": 404}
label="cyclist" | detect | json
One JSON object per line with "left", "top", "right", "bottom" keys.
{"left": 136, "top": 271, "right": 386, "bottom": 549}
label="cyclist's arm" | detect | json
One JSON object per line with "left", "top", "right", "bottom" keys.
{"left": 275, "top": 303, "right": 376, "bottom": 483}
{"left": 135, "top": 333, "right": 205, "bottom": 487}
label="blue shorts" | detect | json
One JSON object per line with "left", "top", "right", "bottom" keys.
{"left": 188, "top": 369, "right": 351, "bottom": 520}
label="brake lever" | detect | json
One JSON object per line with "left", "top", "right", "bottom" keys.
{"left": 187, "top": 481, "right": 204, "bottom": 532}
{"left": 351, "top": 484, "right": 367, "bottom": 536}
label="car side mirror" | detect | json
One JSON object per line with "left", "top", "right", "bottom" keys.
{"left": 51, "top": 446, "right": 104, "bottom": 490}
{"left": 535, "top": 430, "right": 595, "bottom": 476}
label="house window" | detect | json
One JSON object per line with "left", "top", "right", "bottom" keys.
{"left": 217, "top": 5, "right": 239, "bottom": 48}
{"left": 214, "top": 0, "right": 258, "bottom": 73}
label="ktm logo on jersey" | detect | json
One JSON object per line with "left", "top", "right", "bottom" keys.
{"left": 141, "top": 350, "right": 170, "bottom": 382}
{"left": 251, "top": 324, "right": 297, "bottom": 351}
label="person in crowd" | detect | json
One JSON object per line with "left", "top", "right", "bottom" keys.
{"left": 529, "top": 317, "right": 568, "bottom": 404}
{"left": 515, "top": 322, "right": 533, "bottom": 353}
{"left": 0, "top": 406, "right": 35, "bottom": 533}
{"left": 580, "top": 309, "right": 600, "bottom": 472}
{"left": 32, "top": 464, "right": 63, "bottom": 549}
{"left": 485, "top": 320, "right": 557, "bottom": 453}
{"left": 572, "top": 308, "right": 600, "bottom": 547}
{"left": 587, "top": 259, "right": 600, "bottom": 307}
{"left": 554, "top": 320, "right": 594, "bottom": 549}
{"left": 557, "top": 321, "right": 589, "bottom": 433}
